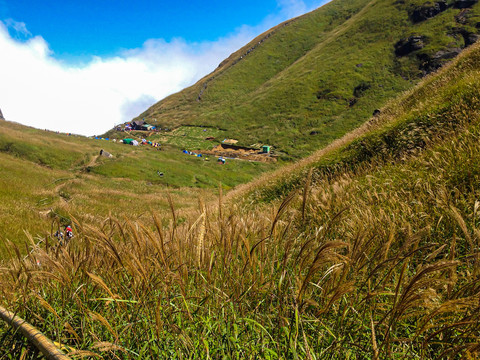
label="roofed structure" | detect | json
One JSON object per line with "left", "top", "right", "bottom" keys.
{"left": 131, "top": 120, "right": 145, "bottom": 130}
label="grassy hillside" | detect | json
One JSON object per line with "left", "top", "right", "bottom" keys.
{"left": 135, "top": 0, "right": 480, "bottom": 158}
{"left": 0, "top": 121, "right": 273, "bottom": 254}
{"left": 2, "top": 35, "right": 480, "bottom": 359}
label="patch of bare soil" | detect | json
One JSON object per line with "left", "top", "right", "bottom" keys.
{"left": 201, "top": 144, "right": 277, "bottom": 163}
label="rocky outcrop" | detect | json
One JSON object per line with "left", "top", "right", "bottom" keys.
{"left": 450, "top": 27, "right": 480, "bottom": 46}
{"left": 418, "top": 48, "right": 462, "bottom": 74}
{"left": 353, "top": 82, "right": 371, "bottom": 97}
{"left": 454, "top": 0, "right": 478, "bottom": 9}
{"left": 395, "top": 36, "right": 426, "bottom": 56}
{"left": 463, "top": 32, "right": 480, "bottom": 46}
{"left": 410, "top": 1, "right": 448, "bottom": 23}
{"left": 0, "top": 108, "right": 4, "bottom": 120}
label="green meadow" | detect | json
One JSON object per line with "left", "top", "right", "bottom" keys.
{"left": 0, "top": 121, "right": 274, "bottom": 255}
{"left": 137, "top": 0, "right": 480, "bottom": 158}
{"left": 2, "top": 40, "right": 480, "bottom": 359}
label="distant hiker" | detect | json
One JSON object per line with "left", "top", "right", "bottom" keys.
{"left": 54, "top": 229, "right": 65, "bottom": 246}
{"left": 54, "top": 230, "right": 64, "bottom": 241}
{"left": 65, "top": 226, "right": 74, "bottom": 242}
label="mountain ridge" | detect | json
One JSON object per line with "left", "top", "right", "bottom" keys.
{"left": 133, "top": 0, "right": 480, "bottom": 158}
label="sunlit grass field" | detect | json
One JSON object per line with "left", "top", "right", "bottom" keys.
{"left": 0, "top": 121, "right": 275, "bottom": 256}
{"left": 1, "top": 32, "right": 480, "bottom": 359}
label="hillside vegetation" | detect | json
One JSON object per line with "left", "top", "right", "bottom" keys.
{"left": 135, "top": 0, "right": 480, "bottom": 158}
{"left": 0, "top": 121, "right": 273, "bottom": 254}
{"left": 2, "top": 31, "right": 480, "bottom": 359}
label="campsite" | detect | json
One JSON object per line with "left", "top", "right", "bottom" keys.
{"left": 0, "top": 120, "right": 275, "bottom": 253}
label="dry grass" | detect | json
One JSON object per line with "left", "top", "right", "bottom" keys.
{"left": 2, "top": 23, "right": 480, "bottom": 360}
{"left": 1, "top": 114, "right": 480, "bottom": 357}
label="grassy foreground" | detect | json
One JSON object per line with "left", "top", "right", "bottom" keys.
{"left": 1, "top": 38, "right": 480, "bottom": 360}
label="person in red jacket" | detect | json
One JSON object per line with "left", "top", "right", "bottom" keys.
{"left": 65, "top": 225, "right": 74, "bottom": 241}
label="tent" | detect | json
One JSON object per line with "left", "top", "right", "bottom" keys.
{"left": 123, "top": 138, "right": 134, "bottom": 145}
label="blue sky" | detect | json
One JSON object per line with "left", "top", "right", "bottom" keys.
{"left": 0, "top": 0, "right": 329, "bottom": 135}
{"left": 2, "top": 0, "right": 299, "bottom": 61}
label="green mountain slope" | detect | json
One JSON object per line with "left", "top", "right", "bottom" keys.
{"left": 3, "top": 40, "right": 480, "bottom": 358}
{"left": 136, "top": 0, "right": 480, "bottom": 158}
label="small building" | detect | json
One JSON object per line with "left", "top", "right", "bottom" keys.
{"left": 131, "top": 120, "right": 145, "bottom": 130}
{"left": 141, "top": 124, "right": 154, "bottom": 131}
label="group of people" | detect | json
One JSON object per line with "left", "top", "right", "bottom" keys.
{"left": 54, "top": 225, "right": 74, "bottom": 246}
{"left": 182, "top": 150, "right": 226, "bottom": 164}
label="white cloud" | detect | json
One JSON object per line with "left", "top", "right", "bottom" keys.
{"left": 0, "top": 1, "right": 331, "bottom": 136}
{"left": 0, "top": 21, "right": 261, "bottom": 135}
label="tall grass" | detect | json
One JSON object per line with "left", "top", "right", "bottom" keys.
{"left": 2, "top": 17, "right": 480, "bottom": 360}
{"left": 2, "top": 106, "right": 480, "bottom": 358}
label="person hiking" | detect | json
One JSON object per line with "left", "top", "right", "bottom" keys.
{"left": 54, "top": 229, "right": 65, "bottom": 246}
{"left": 54, "top": 230, "right": 64, "bottom": 241}
{"left": 65, "top": 225, "right": 74, "bottom": 242}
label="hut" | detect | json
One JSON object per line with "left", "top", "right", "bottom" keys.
{"left": 141, "top": 123, "right": 154, "bottom": 131}
{"left": 131, "top": 120, "right": 145, "bottom": 130}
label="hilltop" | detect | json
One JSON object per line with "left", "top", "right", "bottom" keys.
{"left": 135, "top": 0, "right": 480, "bottom": 158}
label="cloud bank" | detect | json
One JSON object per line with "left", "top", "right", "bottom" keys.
{"left": 0, "top": 0, "right": 327, "bottom": 136}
